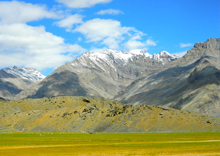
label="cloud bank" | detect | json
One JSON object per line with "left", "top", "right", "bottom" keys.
{"left": 0, "top": 1, "right": 86, "bottom": 71}
{"left": 0, "top": 23, "right": 85, "bottom": 70}
{"left": 56, "top": 0, "right": 112, "bottom": 8}
{"left": 96, "top": 9, "right": 124, "bottom": 15}
{"left": 54, "top": 14, "right": 84, "bottom": 31}
{"left": 180, "top": 43, "right": 193, "bottom": 48}
{"left": 73, "top": 18, "right": 155, "bottom": 50}
{"left": 0, "top": 1, "right": 57, "bottom": 24}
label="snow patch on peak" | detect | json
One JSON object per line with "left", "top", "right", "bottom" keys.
{"left": 72, "top": 49, "right": 179, "bottom": 71}
{"left": 160, "top": 51, "right": 170, "bottom": 56}
{"left": 153, "top": 51, "right": 179, "bottom": 62}
{"left": 160, "top": 51, "right": 179, "bottom": 59}
{"left": 82, "top": 49, "right": 152, "bottom": 64}
{"left": 128, "top": 49, "right": 152, "bottom": 58}
{"left": 3, "top": 66, "right": 45, "bottom": 82}
{"left": 72, "top": 49, "right": 154, "bottom": 73}
{"left": 128, "top": 49, "right": 145, "bottom": 55}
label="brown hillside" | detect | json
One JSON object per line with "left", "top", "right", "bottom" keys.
{"left": 0, "top": 96, "right": 219, "bottom": 132}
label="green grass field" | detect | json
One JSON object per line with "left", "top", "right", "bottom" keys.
{"left": 0, "top": 132, "right": 219, "bottom": 156}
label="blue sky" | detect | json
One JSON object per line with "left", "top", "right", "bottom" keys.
{"left": 0, "top": 0, "right": 219, "bottom": 76}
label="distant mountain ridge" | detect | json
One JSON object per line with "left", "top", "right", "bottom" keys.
{"left": 0, "top": 66, "right": 45, "bottom": 99}
{"left": 3, "top": 66, "right": 45, "bottom": 82}
{"left": 79, "top": 49, "right": 179, "bottom": 66}
{"left": 152, "top": 51, "right": 179, "bottom": 63}
{"left": 15, "top": 49, "right": 178, "bottom": 100}
{"left": 114, "top": 38, "right": 220, "bottom": 117}
{"left": 1, "top": 38, "right": 219, "bottom": 118}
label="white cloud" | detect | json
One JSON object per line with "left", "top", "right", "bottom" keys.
{"left": 179, "top": 43, "right": 193, "bottom": 48}
{"left": 74, "top": 18, "right": 133, "bottom": 49}
{"left": 124, "top": 33, "right": 146, "bottom": 50}
{"left": 146, "top": 39, "right": 156, "bottom": 46}
{"left": 0, "top": 1, "right": 86, "bottom": 71}
{"left": 0, "top": 1, "right": 58, "bottom": 24}
{"left": 55, "top": 14, "right": 83, "bottom": 31}
{"left": 56, "top": 0, "right": 112, "bottom": 8}
{"left": 90, "top": 47, "right": 108, "bottom": 52}
{"left": 173, "top": 51, "right": 187, "bottom": 57}
{"left": 74, "top": 18, "right": 125, "bottom": 42}
{"left": 96, "top": 9, "right": 123, "bottom": 15}
{"left": 73, "top": 18, "right": 156, "bottom": 50}
{"left": 124, "top": 37, "right": 156, "bottom": 50}
{"left": 124, "top": 40, "right": 146, "bottom": 50}
{"left": 101, "top": 37, "right": 121, "bottom": 49}
{"left": 0, "top": 23, "right": 86, "bottom": 70}
{"left": 78, "top": 37, "right": 82, "bottom": 41}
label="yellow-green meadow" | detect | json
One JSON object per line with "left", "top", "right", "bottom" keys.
{"left": 0, "top": 132, "right": 219, "bottom": 156}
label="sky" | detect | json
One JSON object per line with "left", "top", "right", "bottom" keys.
{"left": 0, "top": 0, "right": 219, "bottom": 76}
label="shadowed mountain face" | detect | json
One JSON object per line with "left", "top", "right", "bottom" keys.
{"left": 0, "top": 66, "right": 45, "bottom": 99}
{"left": 27, "top": 71, "right": 87, "bottom": 98}
{"left": 16, "top": 50, "right": 177, "bottom": 100}
{"left": 0, "top": 79, "right": 22, "bottom": 98}
{"left": 114, "top": 38, "right": 220, "bottom": 117}
{"left": 0, "top": 70, "right": 22, "bottom": 99}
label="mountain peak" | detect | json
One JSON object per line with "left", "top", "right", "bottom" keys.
{"left": 3, "top": 66, "right": 45, "bottom": 82}
{"left": 160, "top": 51, "right": 170, "bottom": 56}
{"left": 79, "top": 49, "right": 178, "bottom": 66}
{"left": 182, "top": 38, "right": 220, "bottom": 64}
{"left": 80, "top": 49, "right": 152, "bottom": 66}
{"left": 12, "top": 66, "right": 19, "bottom": 69}
{"left": 152, "top": 51, "right": 179, "bottom": 63}
{"left": 194, "top": 38, "right": 220, "bottom": 51}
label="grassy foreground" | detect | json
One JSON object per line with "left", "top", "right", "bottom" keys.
{"left": 0, "top": 132, "right": 219, "bottom": 156}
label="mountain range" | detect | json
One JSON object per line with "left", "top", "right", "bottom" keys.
{"left": 14, "top": 49, "right": 178, "bottom": 100}
{"left": 0, "top": 38, "right": 219, "bottom": 118}
{"left": 115, "top": 38, "right": 220, "bottom": 118}
{"left": 0, "top": 66, "right": 45, "bottom": 99}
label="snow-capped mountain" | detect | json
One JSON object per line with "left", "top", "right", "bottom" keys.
{"left": 71, "top": 49, "right": 178, "bottom": 73}
{"left": 84, "top": 49, "right": 152, "bottom": 64}
{"left": 114, "top": 38, "right": 220, "bottom": 117}
{"left": 152, "top": 51, "right": 179, "bottom": 63}
{"left": 9, "top": 38, "right": 220, "bottom": 118}
{"left": 0, "top": 66, "right": 45, "bottom": 99}
{"left": 3, "top": 66, "right": 45, "bottom": 82}
{"left": 17, "top": 49, "right": 179, "bottom": 100}
{"left": 80, "top": 49, "right": 178, "bottom": 65}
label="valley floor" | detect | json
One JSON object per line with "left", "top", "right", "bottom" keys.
{"left": 0, "top": 132, "right": 219, "bottom": 156}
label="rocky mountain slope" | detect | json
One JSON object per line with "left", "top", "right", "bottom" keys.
{"left": 0, "top": 96, "right": 219, "bottom": 132}
{"left": 0, "top": 66, "right": 45, "bottom": 99}
{"left": 10, "top": 38, "right": 220, "bottom": 118}
{"left": 114, "top": 38, "right": 220, "bottom": 118}
{"left": 16, "top": 50, "right": 178, "bottom": 99}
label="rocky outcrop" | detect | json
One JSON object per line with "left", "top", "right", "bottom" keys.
{"left": 114, "top": 38, "right": 220, "bottom": 117}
